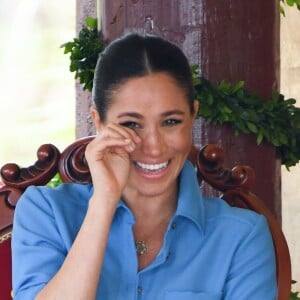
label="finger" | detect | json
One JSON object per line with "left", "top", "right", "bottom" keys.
{"left": 96, "top": 131, "right": 137, "bottom": 151}
{"left": 105, "top": 123, "right": 141, "bottom": 144}
{"left": 97, "top": 125, "right": 131, "bottom": 143}
{"left": 87, "top": 136, "right": 136, "bottom": 158}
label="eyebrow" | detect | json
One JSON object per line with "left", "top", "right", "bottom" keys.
{"left": 161, "top": 110, "right": 185, "bottom": 117}
{"left": 117, "top": 110, "right": 185, "bottom": 119}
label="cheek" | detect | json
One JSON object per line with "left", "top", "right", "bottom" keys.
{"left": 165, "top": 127, "right": 193, "bottom": 153}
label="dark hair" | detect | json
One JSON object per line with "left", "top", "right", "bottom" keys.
{"left": 93, "top": 33, "right": 195, "bottom": 121}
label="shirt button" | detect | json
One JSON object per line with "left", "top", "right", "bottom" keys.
{"left": 172, "top": 222, "right": 177, "bottom": 229}
{"left": 137, "top": 286, "right": 143, "bottom": 294}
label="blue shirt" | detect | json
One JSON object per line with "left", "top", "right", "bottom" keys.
{"left": 12, "top": 161, "right": 277, "bottom": 299}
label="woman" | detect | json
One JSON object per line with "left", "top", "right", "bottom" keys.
{"left": 12, "top": 33, "right": 277, "bottom": 299}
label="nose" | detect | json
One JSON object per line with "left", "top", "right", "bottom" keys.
{"left": 140, "top": 127, "right": 166, "bottom": 157}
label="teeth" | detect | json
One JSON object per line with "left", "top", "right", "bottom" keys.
{"left": 136, "top": 161, "right": 168, "bottom": 171}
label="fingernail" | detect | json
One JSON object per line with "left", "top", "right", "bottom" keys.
{"left": 135, "top": 135, "right": 142, "bottom": 143}
{"left": 130, "top": 142, "right": 136, "bottom": 150}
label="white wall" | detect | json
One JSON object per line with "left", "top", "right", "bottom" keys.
{"left": 281, "top": 5, "right": 300, "bottom": 292}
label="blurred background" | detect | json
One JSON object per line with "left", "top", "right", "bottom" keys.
{"left": 0, "top": 0, "right": 75, "bottom": 167}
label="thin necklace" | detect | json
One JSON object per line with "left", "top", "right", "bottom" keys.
{"left": 134, "top": 209, "right": 175, "bottom": 256}
{"left": 135, "top": 240, "right": 148, "bottom": 256}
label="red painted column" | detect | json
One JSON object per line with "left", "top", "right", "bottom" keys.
{"left": 96, "top": 0, "right": 281, "bottom": 220}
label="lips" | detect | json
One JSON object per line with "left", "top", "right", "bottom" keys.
{"left": 134, "top": 160, "right": 169, "bottom": 172}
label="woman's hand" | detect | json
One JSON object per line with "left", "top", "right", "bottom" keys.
{"left": 85, "top": 123, "right": 140, "bottom": 202}
{"left": 34, "top": 123, "right": 141, "bottom": 300}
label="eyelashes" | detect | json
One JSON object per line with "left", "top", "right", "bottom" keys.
{"left": 119, "top": 121, "right": 140, "bottom": 129}
{"left": 162, "top": 119, "right": 182, "bottom": 126}
{"left": 120, "top": 119, "right": 183, "bottom": 129}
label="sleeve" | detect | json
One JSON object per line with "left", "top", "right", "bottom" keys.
{"left": 12, "top": 186, "right": 67, "bottom": 300}
{"left": 223, "top": 215, "right": 277, "bottom": 300}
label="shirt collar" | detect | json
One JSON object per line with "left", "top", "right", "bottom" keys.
{"left": 174, "top": 160, "right": 205, "bottom": 234}
{"left": 116, "top": 160, "right": 205, "bottom": 232}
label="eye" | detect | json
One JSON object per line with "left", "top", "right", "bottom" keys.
{"left": 120, "top": 121, "right": 141, "bottom": 129}
{"left": 162, "top": 119, "right": 182, "bottom": 127}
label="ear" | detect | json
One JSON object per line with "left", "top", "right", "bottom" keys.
{"left": 193, "top": 100, "right": 199, "bottom": 120}
{"left": 90, "top": 106, "right": 103, "bottom": 133}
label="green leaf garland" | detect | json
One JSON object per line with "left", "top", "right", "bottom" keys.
{"left": 61, "top": 17, "right": 300, "bottom": 169}
{"left": 60, "top": 17, "right": 104, "bottom": 91}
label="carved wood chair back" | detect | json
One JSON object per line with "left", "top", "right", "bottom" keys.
{"left": 0, "top": 136, "right": 291, "bottom": 300}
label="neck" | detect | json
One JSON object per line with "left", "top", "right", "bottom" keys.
{"left": 122, "top": 185, "right": 178, "bottom": 225}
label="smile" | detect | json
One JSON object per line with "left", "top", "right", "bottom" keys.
{"left": 134, "top": 160, "right": 169, "bottom": 172}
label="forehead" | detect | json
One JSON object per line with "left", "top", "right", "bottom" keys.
{"left": 107, "top": 73, "right": 190, "bottom": 116}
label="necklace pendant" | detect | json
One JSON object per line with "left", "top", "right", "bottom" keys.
{"left": 135, "top": 241, "right": 148, "bottom": 256}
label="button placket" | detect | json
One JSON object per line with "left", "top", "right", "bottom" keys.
{"left": 166, "top": 251, "right": 171, "bottom": 260}
{"left": 137, "top": 285, "right": 143, "bottom": 296}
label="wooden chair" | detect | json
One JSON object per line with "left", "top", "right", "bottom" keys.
{"left": 0, "top": 136, "right": 291, "bottom": 300}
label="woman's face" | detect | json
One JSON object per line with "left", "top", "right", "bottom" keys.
{"left": 96, "top": 72, "right": 198, "bottom": 200}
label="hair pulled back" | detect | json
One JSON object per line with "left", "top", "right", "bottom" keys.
{"left": 93, "top": 33, "right": 195, "bottom": 121}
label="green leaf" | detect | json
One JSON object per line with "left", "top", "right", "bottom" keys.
{"left": 218, "top": 80, "right": 231, "bottom": 93}
{"left": 62, "top": 42, "right": 74, "bottom": 53}
{"left": 257, "top": 130, "right": 264, "bottom": 145}
{"left": 285, "top": 98, "right": 297, "bottom": 105}
{"left": 85, "top": 17, "right": 98, "bottom": 29}
{"left": 280, "top": 5, "right": 286, "bottom": 16}
{"left": 232, "top": 81, "right": 245, "bottom": 93}
{"left": 240, "top": 111, "right": 250, "bottom": 120}
{"left": 279, "top": 132, "right": 289, "bottom": 145}
{"left": 222, "top": 106, "right": 232, "bottom": 114}
{"left": 47, "top": 173, "right": 63, "bottom": 187}
{"left": 236, "top": 89, "right": 244, "bottom": 99}
{"left": 247, "top": 122, "right": 258, "bottom": 133}
{"left": 193, "top": 76, "right": 201, "bottom": 86}
{"left": 207, "top": 94, "right": 214, "bottom": 105}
